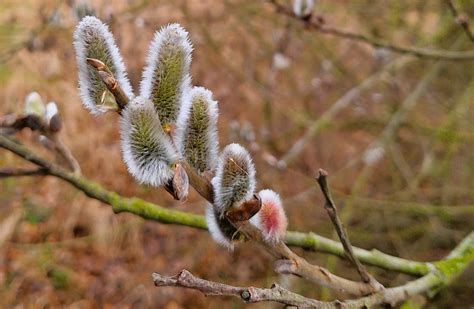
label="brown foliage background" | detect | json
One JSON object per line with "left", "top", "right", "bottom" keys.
{"left": 0, "top": 0, "right": 473, "bottom": 307}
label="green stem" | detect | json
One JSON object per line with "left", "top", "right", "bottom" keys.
{"left": 0, "top": 133, "right": 465, "bottom": 277}
{"left": 345, "top": 231, "right": 474, "bottom": 308}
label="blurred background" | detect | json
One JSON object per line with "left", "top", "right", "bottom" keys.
{"left": 0, "top": 0, "right": 473, "bottom": 307}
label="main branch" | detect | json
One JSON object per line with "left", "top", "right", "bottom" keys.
{"left": 0, "top": 133, "right": 431, "bottom": 276}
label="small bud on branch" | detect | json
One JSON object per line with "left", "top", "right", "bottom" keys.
{"left": 24, "top": 92, "right": 45, "bottom": 118}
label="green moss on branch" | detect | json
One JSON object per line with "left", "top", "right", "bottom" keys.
{"left": 0, "top": 134, "right": 470, "bottom": 279}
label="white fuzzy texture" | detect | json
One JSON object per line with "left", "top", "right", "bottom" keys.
{"left": 139, "top": 23, "right": 192, "bottom": 120}
{"left": 73, "top": 16, "right": 133, "bottom": 115}
{"left": 24, "top": 92, "right": 45, "bottom": 117}
{"left": 45, "top": 102, "right": 58, "bottom": 124}
{"left": 250, "top": 189, "right": 288, "bottom": 243}
{"left": 293, "top": 0, "right": 314, "bottom": 17}
{"left": 205, "top": 204, "right": 234, "bottom": 250}
{"left": 175, "top": 86, "right": 219, "bottom": 171}
{"left": 120, "top": 96, "right": 178, "bottom": 186}
{"left": 211, "top": 143, "right": 256, "bottom": 215}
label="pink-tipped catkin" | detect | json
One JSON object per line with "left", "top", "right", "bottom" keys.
{"left": 250, "top": 189, "right": 288, "bottom": 243}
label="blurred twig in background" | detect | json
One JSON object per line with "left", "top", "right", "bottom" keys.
{"left": 446, "top": 0, "right": 474, "bottom": 42}
{"left": 268, "top": 0, "right": 474, "bottom": 60}
{"left": 279, "top": 56, "right": 412, "bottom": 167}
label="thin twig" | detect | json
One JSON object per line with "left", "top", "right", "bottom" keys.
{"left": 181, "top": 160, "right": 214, "bottom": 202}
{"left": 231, "top": 220, "right": 377, "bottom": 296}
{"left": 1, "top": 113, "right": 81, "bottom": 175}
{"left": 0, "top": 114, "right": 45, "bottom": 131}
{"left": 446, "top": 0, "right": 474, "bottom": 42}
{"left": 152, "top": 270, "right": 329, "bottom": 307}
{"left": 152, "top": 233, "right": 473, "bottom": 307}
{"left": 47, "top": 134, "right": 81, "bottom": 175}
{"left": 268, "top": 0, "right": 474, "bottom": 61}
{"left": 316, "top": 169, "right": 382, "bottom": 291}
{"left": 0, "top": 167, "right": 48, "bottom": 178}
{"left": 278, "top": 57, "right": 411, "bottom": 166}
{"left": 86, "top": 58, "right": 129, "bottom": 111}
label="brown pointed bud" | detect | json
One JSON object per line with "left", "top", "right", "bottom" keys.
{"left": 226, "top": 194, "right": 262, "bottom": 222}
{"left": 48, "top": 114, "right": 62, "bottom": 133}
{"left": 172, "top": 163, "right": 189, "bottom": 201}
{"left": 86, "top": 57, "right": 108, "bottom": 71}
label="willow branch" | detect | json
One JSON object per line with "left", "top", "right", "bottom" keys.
{"left": 446, "top": 0, "right": 474, "bottom": 42}
{"left": 0, "top": 133, "right": 440, "bottom": 276}
{"left": 3, "top": 132, "right": 474, "bottom": 304}
{"left": 268, "top": 0, "right": 474, "bottom": 61}
{"left": 86, "top": 58, "right": 129, "bottom": 111}
{"left": 152, "top": 270, "right": 329, "bottom": 307}
{"left": 316, "top": 169, "right": 382, "bottom": 291}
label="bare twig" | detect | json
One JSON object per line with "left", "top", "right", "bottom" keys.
{"left": 446, "top": 0, "right": 474, "bottom": 42}
{"left": 86, "top": 58, "right": 129, "bottom": 111}
{"left": 0, "top": 114, "right": 45, "bottom": 131}
{"left": 0, "top": 113, "right": 81, "bottom": 175}
{"left": 152, "top": 270, "right": 329, "bottom": 307}
{"left": 152, "top": 232, "right": 473, "bottom": 307}
{"left": 268, "top": 0, "right": 474, "bottom": 61}
{"left": 279, "top": 57, "right": 411, "bottom": 166}
{"left": 0, "top": 167, "right": 48, "bottom": 178}
{"left": 316, "top": 169, "right": 382, "bottom": 291}
{"left": 47, "top": 134, "right": 81, "bottom": 175}
{"left": 181, "top": 161, "right": 214, "bottom": 202}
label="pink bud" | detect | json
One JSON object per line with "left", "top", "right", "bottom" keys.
{"left": 250, "top": 189, "right": 287, "bottom": 243}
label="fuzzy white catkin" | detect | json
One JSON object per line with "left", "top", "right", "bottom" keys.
{"left": 175, "top": 86, "right": 219, "bottom": 173}
{"left": 293, "top": 0, "right": 315, "bottom": 17}
{"left": 24, "top": 92, "right": 45, "bottom": 117}
{"left": 211, "top": 143, "right": 256, "bottom": 215}
{"left": 120, "top": 96, "right": 178, "bottom": 187}
{"left": 140, "top": 23, "right": 192, "bottom": 126}
{"left": 73, "top": 16, "right": 133, "bottom": 115}
{"left": 250, "top": 189, "right": 288, "bottom": 243}
{"left": 205, "top": 204, "right": 234, "bottom": 250}
{"left": 45, "top": 102, "right": 59, "bottom": 124}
